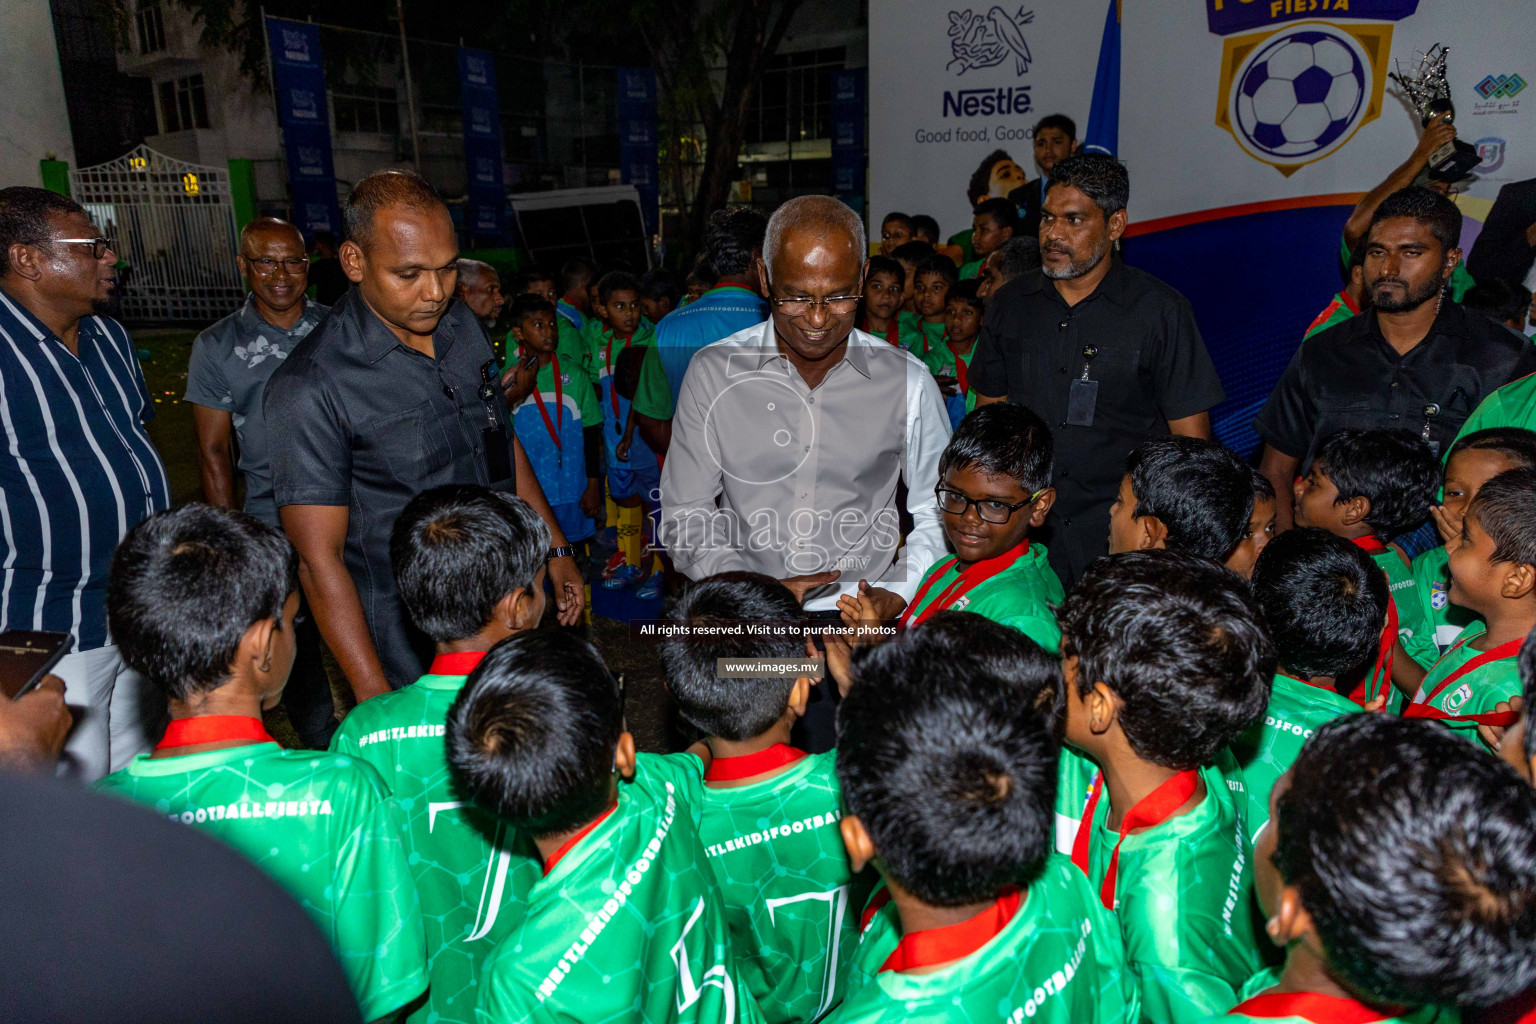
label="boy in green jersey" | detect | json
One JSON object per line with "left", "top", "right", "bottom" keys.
{"left": 448, "top": 631, "right": 765, "bottom": 1024}
{"left": 1412, "top": 429, "right": 1536, "bottom": 655}
{"left": 857, "top": 256, "right": 905, "bottom": 347}
{"left": 1294, "top": 429, "right": 1442, "bottom": 707}
{"left": 95, "top": 505, "right": 428, "bottom": 1022}
{"left": 657, "top": 572, "right": 876, "bottom": 1023}
{"left": 1225, "top": 469, "right": 1277, "bottom": 580}
{"left": 1058, "top": 550, "right": 1274, "bottom": 1024}
{"left": 1219, "top": 714, "right": 1536, "bottom": 1023}
{"left": 1233, "top": 529, "right": 1386, "bottom": 841}
{"left": 898, "top": 254, "right": 954, "bottom": 358}
{"left": 1452, "top": 371, "right": 1536, "bottom": 448}
{"left": 1107, "top": 435, "right": 1255, "bottom": 563}
{"left": 889, "top": 241, "right": 930, "bottom": 319}
{"left": 1403, "top": 468, "right": 1536, "bottom": 746}
{"left": 959, "top": 198, "right": 1016, "bottom": 280}
{"left": 926, "top": 279, "right": 983, "bottom": 430}
{"left": 828, "top": 614, "right": 1137, "bottom": 1024}
{"left": 330, "top": 485, "right": 550, "bottom": 1024}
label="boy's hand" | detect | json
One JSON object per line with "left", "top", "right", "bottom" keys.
{"left": 810, "top": 635, "right": 856, "bottom": 700}
{"left": 501, "top": 360, "right": 537, "bottom": 404}
{"left": 856, "top": 580, "right": 907, "bottom": 621}
{"left": 1477, "top": 694, "right": 1523, "bottom": 752}
{"left": 934, "top": 373, "right": 958, "bottom": 396}
{"left": 579, "top": 479, "right": 602, "bottom": 518}
{"left": 1362, "top": 693, "right": 1391, "bottom": 714}
{"left": 1430, "top": 503, "right": 1462, "bottom": 546}
{"left": 837, "top": 581, "right": 904, "bottom": 647}
{"left": 616, "top": 435, "right": 632, "bottom": 462}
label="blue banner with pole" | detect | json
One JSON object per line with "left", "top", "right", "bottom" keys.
{"left": 265, "top": 16, "right": 339, "bottom": 240}
{"left": 616, "top": 68, "right": 659, "bottom": 238}
{"left": 831, "top": 70, "right": 867, "bottom": 217}
{"left": 458, "top": 46, "right": 506, "bottom": 240}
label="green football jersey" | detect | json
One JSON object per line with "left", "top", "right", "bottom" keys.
{"left": 1212, "top": 967, "right": 1459, "bottom": 1024}
{"left": 905, "top": 544, "right": 1066, "bottom": 655}
{"left": 1054, "top": 747, "right": 1100, "bottom": 856}
{"left": 476, "top": 752, "right": 766, "bottom": 1024}
{"left": 1078, "top": 756, "right": 1265, "bottom": 1024}
{"left": 1231, "top": 674, "right": 1359, "bottom": 842}
{"left": 829, "top": 856, "right": 1138, "bottom": 1024}
{"left": 331, "top": 665, "right": 543, "bottom": 1024}
{"left": 897, "top": 312, "right": 944, "bottom": 359}
{"left": 1450, "top": 371, "right": 1536, "bottom": 452}
{"left": 958, "top": 258, "right": 983, "bottom": 280}
{"left": 96, "top": 740, "right": 428, "bottom": 1020}
{"left": 698, "top": 751, "right": 876, "bottom": 1024}
{"left": 1410, "top": 545, "right": 1480, "bottom": 655}
{"left": 1407, "top": 623, "right": 1523, "bottom": 743}
{"left": 1367, "top": 546, "right": 1438, "bottom": 682}
{"left": 557, "top": 316, "right": 593, "bottom": 379}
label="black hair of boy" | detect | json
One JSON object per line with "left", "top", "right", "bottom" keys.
{"left": 1521, "top": 623, "right": 1536, "bottom": 764}
{"left": 107, "top": 504, "right": 297, "bottom": 702}
{"left": 1034, "top": 113, "right": 1077, "bottom": 141}
{"left": 1126, "top": 435, "right": 1254, "bottom": 561}
{"left": 938, "top": 402, "right": 1053, "bottom": 496}
{"left": 705, "top": 207, "right": 768, "bottom": 275}
{"left": 914, "top": 252, "right": 959, "bottom": 288}
{"left": 910, "top": 214, "right": 940, "bottom": 241}
{"left": 864, "top": 254, "right": 906, "bottom": 288}
{"left": 506, "top": 291, "right": 555, "bottom": 329}
{"left": 992, "top": 237, "right": 1042, "bottom": 280}
{"left": 1467, "top": 466, "right": 1536, "bottom": 568}
{"left": 837, "top": 612, "right": 1062, "bottom": 905}
{"left": 1251, "top": 529, "right": 1388, "bottom": 680}
{"left": 1058, "top": 550, "right": 1275, "bottom": 769}
{"left": 1249, "top": 464, "right": 1277, "bottom": 502}
{"left": 657, "top": 571, "right": 802, "bottom": 741}
{"left": 946, "top": 278, "right": 984, "bottom": 315}
{"left": 1463, "top": 280, "right": 1533, "bottom": 329}
{"left": 447, "top": 631, "right": 622, "bottom": 838}
{"left": 1447, "top": 427, "right": 1536, "bottom": 470}
{"left": 973, "top": 197, "right": 1019, "bottom": 235}
{"left": 1044, "top": 154, "right": 1129, "bottom": 219}
{"left": 596, "top": 270, "right": 641, "bottom": 307}
{"left": 687, "top": 252, "right": 719, "bottom": 290}
{"left": 391, "top": 485, "right": 550, "bottom": 645}
{"left": 881, "top": 211, "right": 913, "bottom": 232}
{"left": 513, "top": 267, "right": 556, "bottom": 293}
{"left": 1276, "top": 714, "right": 1536, "bottom": 1006}
{"left": 1368, "top": 185, "right": 1462, "bottom": 255}
{"left": 559, "top": 258, "right": 596, "bottom": 297}
{"left": 891, "top": 240, "right": 935, "bottom": 265}
{"left": 1314, "top": 428, "right": 1440, "bottom": 538}
{"left": 639, "top": 268, "right": 680, "bottom": 306}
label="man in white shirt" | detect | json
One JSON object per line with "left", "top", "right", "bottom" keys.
{"left": 660, "top": 195, "right": 951, "bottom": 618}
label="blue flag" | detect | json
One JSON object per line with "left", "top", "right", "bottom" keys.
{"left": 1083, "top": 0, "right": 1120, "bottom": 157}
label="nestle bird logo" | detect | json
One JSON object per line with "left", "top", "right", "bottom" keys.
{"left": 947, "top": 6, "right": 1034, "bottom": 77}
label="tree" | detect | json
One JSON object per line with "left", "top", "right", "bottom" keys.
{"left": 631, "top": 0, "right": 807, "bottom": 248}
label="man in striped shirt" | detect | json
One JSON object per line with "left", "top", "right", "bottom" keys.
{"left": 0, "top": 187, "right": 170, "bottom": 781}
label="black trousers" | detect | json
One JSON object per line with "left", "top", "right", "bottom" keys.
{"left": 282, "top": 596, "right": 337, "bottom": 749}
{"left": 790, "top": 610, "right": 844, "bottom": 755}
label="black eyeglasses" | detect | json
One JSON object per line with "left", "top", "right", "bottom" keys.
{"left": 935, "top": 486, "right": 1046, "bottom": 524}
{"left": 45, "top": 237, "right": 116, "bottom": 260}
{"left": 242, "top": 255, "right": 310, "bottom": 275}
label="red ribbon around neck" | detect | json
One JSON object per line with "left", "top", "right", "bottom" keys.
{"left": 1403, "top": 635, "right": 1524, "bottom": 727}
{"left": 900, "top": 542, "right": 1029, "bottom": 629}
{"left": 156, "top": 715, "right": 275, "bottom": 751}
{"left": 704, "top": 743, "right": 807, "bottom": 782}
{"left": 1229, "top": 991, "right": 1406, "bottom": 1023}
{"left": 543, "top": 802, "right": 617, "bottom": 876}
{"left": 1071, "top": 769, "right": 1201, "bottom": 910}
{"left": 878, "top": 887, "right": 1022, "bottom": 973}
{"left": 429, "top": 651, "right": 489, "bottom": 676}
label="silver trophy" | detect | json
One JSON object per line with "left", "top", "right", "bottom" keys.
{"left": 1389, "top": 44, "right": 1482, "bottom": 183}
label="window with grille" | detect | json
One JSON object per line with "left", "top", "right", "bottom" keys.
{"left": 743, "top": 47, "right": 846, "bottom": 146}
{"left": 157, "top": 74, "right": 209, "bottom": 132}
{"left": 332, "top": 85, "right": 400, "bottom": 135}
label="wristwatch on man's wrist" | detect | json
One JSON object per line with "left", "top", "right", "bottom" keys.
{"left": 548, "top": 545, "right": 577, "bottom": 561}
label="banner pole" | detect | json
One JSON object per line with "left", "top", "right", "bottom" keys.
{"left": 396, "top": 0, "right": 423, "bottom": 172}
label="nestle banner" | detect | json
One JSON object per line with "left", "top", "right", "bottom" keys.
{"left": 265, "top": 17, "right": 339, "bottom": 240}
{"left": 867, "top": 2, "right": 1106, "bottom": 246}
{"left": 457, "top": 47, "right": 506, "bottom": 240}
{"left": 617, "top": 68, "right": 659, "bottom": 237}
{"left": 831, "top": 70, "right": 866, "bottom": 212}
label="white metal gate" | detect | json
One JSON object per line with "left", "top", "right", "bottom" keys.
{"left": 69, "top": 145, "right": 244, "bottom": 322}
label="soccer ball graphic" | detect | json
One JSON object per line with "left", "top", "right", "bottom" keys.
{"left": 1232, "top": 25, "right": 1368, "bottom": 162}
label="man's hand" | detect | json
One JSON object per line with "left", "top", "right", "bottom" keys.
{"left": 809, "top": 635, "right": 856, "bottom": 700}
{"left": 781, "top": 571, "right": 841, "bottom": 604}
{"left": 1412, "top": 113, "right": 1457, "bottom": 165}
{"left": 547, "top": 555, "right": 585, "bottom": 626}
{"left": 501, "top": 360, "right": 537, "bottom": 405}
{"left": 0, "top": 675, "right": 73, "bottom": 769}
{"left": 579, "top": 479, "right": 603, "bottom": 519}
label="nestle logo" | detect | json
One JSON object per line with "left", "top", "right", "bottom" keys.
{"left": 942, "top": 86, "right": 1031, "bottom": 118}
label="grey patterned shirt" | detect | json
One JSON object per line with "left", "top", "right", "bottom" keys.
{"left": 184, "top": 295, "right": 328, "bottom": 524}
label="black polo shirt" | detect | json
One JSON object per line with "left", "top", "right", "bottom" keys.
{"left": 970, "top": 259, "right": 1226, "bottom": 585}
{"left": 265, "top": 288, "right": 516, "bottom": 687}
{"left": 1254, "top": 301, "right": 1536, "bottom": 465}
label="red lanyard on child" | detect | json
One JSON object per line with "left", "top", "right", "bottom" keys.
{"left": 429, "top": 651, "right": 489, "bottom": 676}
{"left": 1070, "top": 768, "right": 1200, "bottom": 910}
{"left": 899, "top": 542, "right": 1030, "bottom": 628}
{"left": 704, "top": 743, "right": 807, "bottom": 782}
{"left": 543, "top": 801, "right": 618, "bottom": 875}
{"left": 604, "top": 331, "right": 632, "bottom": 423}
{"left": 156, "top": 715, "right": 275, "bottom": 751}
{"left": 1227, "top": 991, "right": 1406, "bottom": 1023}
{"left": 878, "top": 887, "right": 1022, "bottom": 973}
{"left": 862, "top": 315, "right": 901, "bottom": 346}
{"left": 1348, "top": 537, "right": 1397, "bottom": 706}
{"left": 1403, "top": 635, "right": 1524, "bottom": 726}
{"left": 953, "top": 346, "right": 971, "bottom": 396}
{"left": 528, "top": 353, "right": 564, "bottom": 455}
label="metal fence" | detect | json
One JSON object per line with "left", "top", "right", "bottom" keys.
{"left": 70, "top": 144, "right": 243, "bottom": 322}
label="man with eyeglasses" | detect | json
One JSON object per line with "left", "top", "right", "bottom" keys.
{"left": 660, "top": 195, "right": 951, "bottom": 748}
{"left": 0, "top": 186, "right": 170, "bottom": 782}
{"left": 184, "top": 215, "right": 338, "bottom": 746}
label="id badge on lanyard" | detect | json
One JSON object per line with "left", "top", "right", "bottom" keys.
{"left": 1067, "top": 344, "right": 1098, "bottom": 427}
